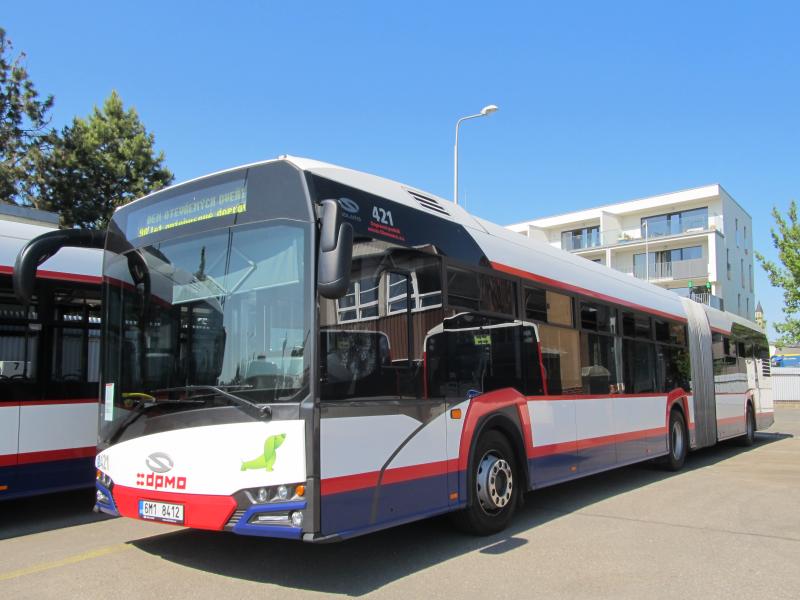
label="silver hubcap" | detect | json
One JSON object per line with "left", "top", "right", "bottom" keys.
{"left": 476, "top": 452, "right": 513, "bottom": 514}
{"left": 671, "top": 420, "right": 684, "bottom": 460}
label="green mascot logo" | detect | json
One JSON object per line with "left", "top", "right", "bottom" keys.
{"left": 241, "top": 434, "right": 286, "bottom": 472}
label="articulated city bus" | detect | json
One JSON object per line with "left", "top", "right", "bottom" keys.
{"left": 14, "top": 157, "right": 773, "bottom": 540}
{"left": 1, "top": 213, "right": 103, "bottom": 500}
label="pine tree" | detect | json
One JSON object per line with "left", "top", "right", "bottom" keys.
{"left": 0, "top": 28, "right": 54, "bottom": 204}
{"left": 37, "top": 91, "right": 173, "bottom": 228}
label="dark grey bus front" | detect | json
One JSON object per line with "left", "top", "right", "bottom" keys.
{"left": 93, "top": 161, "right": 323, "bottom": 539}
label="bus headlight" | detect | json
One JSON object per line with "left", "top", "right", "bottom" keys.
{"left": 243, "top": 483, "right": 305, "bottom": 504}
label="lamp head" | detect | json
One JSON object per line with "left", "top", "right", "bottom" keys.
{"left": 480, "top": 104, "right": 499, "bottom": 116}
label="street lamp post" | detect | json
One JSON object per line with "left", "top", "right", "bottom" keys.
{"left": 453, "top": 104, "right": 498, "bottom": 205}
{"left": 644, "top": 220, "right": 649, "bottom": 281}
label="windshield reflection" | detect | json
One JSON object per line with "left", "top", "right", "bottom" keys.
{"left": 102, "top": 221, "right": 309, "bottom": 442}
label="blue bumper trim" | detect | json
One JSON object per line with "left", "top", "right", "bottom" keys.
{"left": 94, "top": 482, "right": 119, "bottom": 516}
{"left": 231, "top": 500, "right": 307, "bottom": 539}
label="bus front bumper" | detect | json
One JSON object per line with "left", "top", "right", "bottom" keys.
{"left": 94, "top": 481, "right": 307, "bottom": 540}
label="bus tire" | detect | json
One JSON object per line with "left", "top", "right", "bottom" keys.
{"left": 452, "top": 430, "right": 518, "bottom": 536}
{"left": 662, "top": 408, "right": 687, "bottom": 471}
{"left": 739, "top": 403, "right": 755, "bottom": 447}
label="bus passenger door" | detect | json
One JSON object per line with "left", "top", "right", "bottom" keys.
{"left": 318, "top": 252, "right": 448, "bottom": 536}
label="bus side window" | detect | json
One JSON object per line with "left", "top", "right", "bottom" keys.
{"left": 0, "top": 294, "right": 39, "bottom": 381}
{"left": 320, "top": 244, "right": 444, "bottom": 401}
{"left": 538, "top": 323, "right": 581, "bottom": 395}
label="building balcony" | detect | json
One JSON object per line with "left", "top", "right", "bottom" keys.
{"left": 608, "top": 214, "right": 722, "bottom": 247}
{"left": 564, "top": 214, "right": 723, "bottom": 253}
{"left": 688, "top": 291, "right": 724, "bottom": 311}
{"left": 616, "top": 258, "right": 708, "bottom": 282}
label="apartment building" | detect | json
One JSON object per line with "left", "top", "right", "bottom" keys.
{"left": 507, "top": 184, "right": 755, "bottom": 319}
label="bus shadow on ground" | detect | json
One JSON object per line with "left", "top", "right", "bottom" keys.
{"left": 130, "top": 432, "right": 790, "bottom": 597}
{"left": 0, "top": 488, "right": 112, "bottom": 540}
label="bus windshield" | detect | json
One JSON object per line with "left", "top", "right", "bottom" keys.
{"left": 100, "top": 220, "right": 310, "bottom": 444}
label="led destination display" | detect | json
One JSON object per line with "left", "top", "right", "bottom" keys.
{"left": 125, "top": 178, "right": 248, "bottom": 239}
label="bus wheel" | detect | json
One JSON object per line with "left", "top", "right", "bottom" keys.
{"left": 662, "top": 409, "right": 687, "bottom": 471}
{"left": 453, "top": 430, "right": 518, "bottom": 536}
{"left": 739, "top": 404, "right": 755, "bottom": 447}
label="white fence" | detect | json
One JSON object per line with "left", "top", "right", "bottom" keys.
{"left": 771, "top": 367, "right": 800, "bottom": 402}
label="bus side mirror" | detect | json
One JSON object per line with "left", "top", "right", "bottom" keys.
{"left": 317, "top": 199, "right": 353, "bottom": 299}
{"left": 13, "top": 229, "right": 105, "bottom": 304}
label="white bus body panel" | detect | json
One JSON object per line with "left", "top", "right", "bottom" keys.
{"left": 97, "top": 420, "right": 306, "bottom": 496}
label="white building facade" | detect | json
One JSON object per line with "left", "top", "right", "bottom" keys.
{"left": 507, "top": 184, "right": 755, "bottom": 319}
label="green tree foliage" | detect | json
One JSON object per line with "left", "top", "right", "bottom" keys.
{"left": 37, "top": 91, "right": 173, "bottom": 228}
{"left": 0, "top": 28, "right": 54, "bottom": 204}
{"left": 756, "top": 200, "right": 800, "bottom": 344}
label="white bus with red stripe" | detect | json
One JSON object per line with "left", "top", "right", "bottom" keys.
{"left": 1, "top": 209, "right": 103, "bottom": 500}
{"left": 14, "top": 157, "right": 772, "bottom": 539}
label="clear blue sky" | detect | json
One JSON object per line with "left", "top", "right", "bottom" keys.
{"left": 4, "top": 1, "right": 798, "bottom": 337}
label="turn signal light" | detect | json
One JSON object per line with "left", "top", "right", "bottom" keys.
{"left": 450, "top": 408, "right": 462, "bottom": 419}
{"left": 295, "top": 484, "right": 305, "bottom": 497}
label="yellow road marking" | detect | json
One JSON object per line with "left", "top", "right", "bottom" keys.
{"left": 0, "top": 543, "right": 132, "bottom": 582}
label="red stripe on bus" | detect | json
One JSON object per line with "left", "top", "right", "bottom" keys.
{"left": 380, "top": 459, "right": 452, "bottom": 486}
{"left": 490, "top": 261, "right": 688, "bottom": 323}
{"left": 529, "top": 426, "right": 665, "bottom": 458}
{"left": 0, "top": 264, "right": 101, "bottom": 284}
{"left": 321, "top": 459, "right": 460, "bottom": 496}
{"left": 0, "top": 454, "right": 17, "bottom": 467}
{"left": 15, "top": 446, "right": 96, "bottom": 465}
{"left": 321, "top": 471, "right": 381, "bottom": 495}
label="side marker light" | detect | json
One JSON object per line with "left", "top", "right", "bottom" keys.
{"left": 450, "top": 409, "right": 462, "bottom": 419}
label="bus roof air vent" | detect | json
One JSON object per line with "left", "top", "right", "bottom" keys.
{"left": 406, "top": 189, "right": 450, "bottom": 216}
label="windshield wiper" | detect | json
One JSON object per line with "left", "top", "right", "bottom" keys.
{"left": 153, "top": 385, "right": 272, "bottom": 421}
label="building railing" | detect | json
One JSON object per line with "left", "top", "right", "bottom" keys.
{"left": 597, "top": 214, "right": 724, "bottom": 248}
{"left": 689, "top": 291, "right": 724, "bottom": 310}
{"left": 561, "top": 231, "right": 602, "bottom": 251}
{"left": 617, "top": 258, "right": 707, "bottom": 282}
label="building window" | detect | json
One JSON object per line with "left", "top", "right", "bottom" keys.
{"left": 740, "top": 258, "right": 745, "bottom": 287}
{"left": 737, "top": 293, "right": 741, "bottom": 314}
{"left": 746, "top": 297, "right": 750, "bottom": 316}
{"left": 337, "top": 276, "right": 379, "bottom": 322}
{"left": 386, "top": 268, "right": 442, "bottom": 315}
{"left": 561, "top": 226, "right": 600, "bottom": 251}
{"left": 727, "top": 249, "right": 731, "bottom": 280}
{"left": 641, "top": 207, "right": 708, "bottom": 238}
{"left": 749, "top": 264, "right": 753, "bottom": 292}
{"left": 735, "top": 218, "right": 740, "bottom": 247}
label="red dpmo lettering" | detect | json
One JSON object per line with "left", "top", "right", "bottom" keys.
{"left": 135, "top": 473, "right": 187, "bottom": 490}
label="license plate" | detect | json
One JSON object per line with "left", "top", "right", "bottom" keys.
{"left": 139, "top": 500, "right": 184, "bottom": 524}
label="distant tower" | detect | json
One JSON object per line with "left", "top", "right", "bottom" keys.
{"left": 755, "top": 301, "right": 765, "bottom": 329}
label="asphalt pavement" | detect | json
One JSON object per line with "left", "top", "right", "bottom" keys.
{"left": 1, "top": 407, "right": 798, "bottom": 600}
